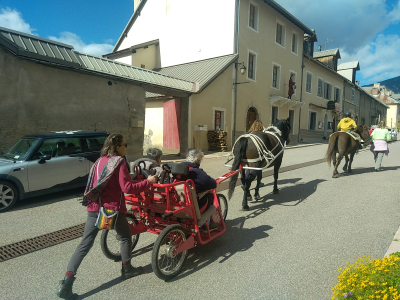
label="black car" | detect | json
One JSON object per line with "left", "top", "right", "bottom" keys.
{"left": 0, "top": 130, "right": 109, "bottom": 212}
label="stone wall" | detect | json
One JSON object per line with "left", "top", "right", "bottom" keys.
{"left": 0, "top": 48, "right": 146, "bottom": 160}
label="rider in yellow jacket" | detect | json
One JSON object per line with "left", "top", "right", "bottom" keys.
{"left": 337, "top": 111, "right": 357, "bottom": 131}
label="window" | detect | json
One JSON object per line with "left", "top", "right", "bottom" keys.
{"left": 317, "top": 78, "right": 323, "bottom": 97}
{"left": 141, "top": 64, "right": 145, "bottom": 68}
{"left": 275, "top": 22, "right": 285, "bottom": 47}
{"left": 34, "top": 138, "right": 83, "bottom": 158}
{"left": 355, "top": 92, "right": 360, "bottom": 105}
{"left": 306, "top": 72, "right": 312, "bottom": 93}
{"left": 248, "top": 52, "right": 256, "bottom": 80}
{"left": 272, "top": 64, "right": 280, "bottom": 88}
{"left": 309, "top": 112, "right": 317, "bottom": 130}
{"left": 324, "top": 82, "right": 332, "bottom": 100}
{"left": 249, "top": 3, "right": 258, "bottom": 31}
{"left": 214, "top": 110, "right": 223, "bottom": 130}
{"left": 334, "top": 87, "right": 341, "bottom": 103}
{"left": 351, "top": 88, "right": 355, "bottom": 102}
{"left": 271, "top": 106, "right": 278, "bottom": 124}
{"left": 289, "top": 72, "right": 297, "bottom": 95}
{"left": 291, "top": 33, "right": 298, "bottom": 54}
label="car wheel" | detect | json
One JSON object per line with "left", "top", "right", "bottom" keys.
{"left": 0, "top": 181, "right": 19, "bottom": 213}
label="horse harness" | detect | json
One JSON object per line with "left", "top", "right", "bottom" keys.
{"left": 225, "top": 126, "right": 286, "bottom": 170}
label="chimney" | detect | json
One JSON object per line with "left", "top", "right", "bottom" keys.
{"left": 374, "top": 82, "right": 380, "bottom": 89}
{"left": 318, "top": 45, "right": 322, "bottom": 51}
{"left": 355, "top": 81, "right": 360, "bottom": 85}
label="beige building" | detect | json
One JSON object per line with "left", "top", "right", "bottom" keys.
{"left": 0, "top": 26, "right": 196, "bottom": 159}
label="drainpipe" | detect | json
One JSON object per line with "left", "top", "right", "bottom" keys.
{"left": 232, "top": 0, "right": 241, "bottom": 146}
{"left": 298, "top": 54, "right": 311, "bottom": 143}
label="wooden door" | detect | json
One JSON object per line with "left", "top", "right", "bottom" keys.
{"left": 163, "top": 99, "right": 181, "bottom": 150}
{"left": 246, "top": 108, "right": 257, "bottom": 131}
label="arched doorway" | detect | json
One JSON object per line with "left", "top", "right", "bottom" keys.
{"left": 246, "top": 107, "right": 258, "bottom": 131}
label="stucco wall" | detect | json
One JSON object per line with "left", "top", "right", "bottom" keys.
{"left": 131, "top": 44, "right": 160, "bottom": 70}
{"left": 144, "top": 100, "right": 164, "bottom": 151}
{"left": 0, "top": 48, "right": 146, "bottom": 160}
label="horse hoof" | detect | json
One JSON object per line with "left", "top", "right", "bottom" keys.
{"left": 247, "top": 195, "right": 253, "bottom": 202}
{"left": 332, "top": 174, "right": 338, "bottom": 178}
{"left": 273, "top": 189, "right": 279, "bottom": 194}
{"left": 254, "top": 194, "right": 261, "bottom": 201}
{"left": 343, "top": 167, "right": 347, "bottom": 172}
{"left": 347, "top": 170, "right": 353, "bottom": 173}
{"left": 242, "top": 205, "right": 250, "bottom": 211}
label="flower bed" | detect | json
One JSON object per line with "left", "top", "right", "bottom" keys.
{"left": 331, "top": 252, "right": 400, "bottom": 299}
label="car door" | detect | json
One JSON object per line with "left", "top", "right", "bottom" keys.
{"left": 27, "top": 138, "right": 88, "bottom": 192}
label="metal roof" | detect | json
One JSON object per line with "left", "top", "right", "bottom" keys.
{"left": 0, "top": 26, "right": 82, "bottom": 67}
{"left": 152, "top": 54, "right": 238, "bottom": 94}
{"left": 313, "top": 48, "right": 341, "bottom": 59}
{"left": 0, "top": 26, "right": 196, "bottom": 94}
{"left": 338, "top": 61, "right": 360, "bottom": 71}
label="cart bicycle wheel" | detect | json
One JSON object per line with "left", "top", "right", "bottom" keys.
{"left": 151, "top": 224, "right": 188, "bottom": 281}
{"left": 100, "top": 214, "right": 140, "bottom": 261}
{"left": 217, "top": 193, "right": 228, "bottom": 221}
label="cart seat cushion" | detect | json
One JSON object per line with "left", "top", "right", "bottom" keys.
{"left": 175, "top": 184, "right": 201, "bottom": 220}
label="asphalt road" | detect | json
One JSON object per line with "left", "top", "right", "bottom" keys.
{"left": 1, "top": 141, "right": 399, "bottom": 299}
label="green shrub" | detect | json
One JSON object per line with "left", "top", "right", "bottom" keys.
{"left": 331, "top": 252, "right": 400, "bottom": 299}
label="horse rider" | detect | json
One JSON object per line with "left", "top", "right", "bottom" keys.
{"left": 337, "top": 111, "right": 357, "bottom": 132}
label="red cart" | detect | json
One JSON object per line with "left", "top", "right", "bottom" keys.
{"left": 100, "top": 167, "right": 237, "bottom": 280}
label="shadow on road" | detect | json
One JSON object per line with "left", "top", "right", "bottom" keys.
{"left": 169, "top": 217, "right": 272, "bottom": 281}
{"left": 248, "top": 177, "right": 303, "bottom": 191}
{"left": 334, "top": 166, "right": 400, "bottom": 177}
{"left": 11, "top": 187, "right": 84, "bottom": 212}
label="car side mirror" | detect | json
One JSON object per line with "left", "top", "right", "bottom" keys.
{"left": 38, "top": 154, "right": 51, "bottom": 164}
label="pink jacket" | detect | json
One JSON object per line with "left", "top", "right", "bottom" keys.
{"left": 87, "top": 157, "right": 151, "bottom": 214}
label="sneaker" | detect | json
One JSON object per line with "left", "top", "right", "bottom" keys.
{"left": 201, "top": 222, "right": 218, "bottom": 233}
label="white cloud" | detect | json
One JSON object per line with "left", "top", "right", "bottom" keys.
{"left": 341, "top": 34, "right": 400, "bottom": 84}
{"left": 48, "top": 32, "right": 114, "bottom": 57}
{"left": 0, "top": 7, "right": 36, "bottom": 34}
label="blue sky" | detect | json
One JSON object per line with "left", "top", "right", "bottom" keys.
{"left": 1, "top": 0, "right": 400, "bottom": 86}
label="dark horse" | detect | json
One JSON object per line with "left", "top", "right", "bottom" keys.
{"left": 325, "top": 123, "right": 370, "bottom": 178}
{"left": 228, "top": 118, "right": 291, "bottom": 210}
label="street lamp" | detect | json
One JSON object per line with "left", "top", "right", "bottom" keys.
{"left": 236, "top": 62, "right": 247, "bottom": 75}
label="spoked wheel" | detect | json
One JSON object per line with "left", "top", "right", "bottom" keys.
{"left": 217, "top": 193, "right": 228, "bottom": 221}
{"left": 0, "top": 181, "right": 18, "bottom": 213}
{"left": 100, "top": 214, "right": 140, "bottom": 261}
{"left": 151, "top": 224, "right": 188, "bottom": 281}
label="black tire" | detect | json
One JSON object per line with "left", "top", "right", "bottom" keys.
{"left": 151, "top": 224, "right": 188, "bottom": 281}
{"left": 217, "top": 193, "right": 228, "bottom": 221}
{"left": 0, "top": 181, "right": 19, "bottom": 213}
{"left": 100, "top": 214, "right": 140, "bottom": 261}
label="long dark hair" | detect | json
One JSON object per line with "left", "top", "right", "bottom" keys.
{"left": 100, "top": 133, "right": 124, "bottom": 157}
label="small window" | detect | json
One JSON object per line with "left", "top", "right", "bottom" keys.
{"left": 324, "top": 82, "right": 332, "bottom": 100}
{"left": 248, "top": 52, "right": 256, "bottom": 80}
{"left": 214, "top": 110, "right": 224, "bottom": 130}
{"left": 291, "top": 33, "right": 298, "bottom": 54}
{"left": 306, "top": 72, "right": 312, "bottom": 93}
{"left": 271, "top": 106, "right": 278, "bottom": 124}
{"left": 249, "top": 3, "right": 258, "bottom": 30}
{"left": 355, "top": 92, "right": 360, "bottom": 104}
{"left": 276, "top": 23, "right": 285, "bottom": 46}
{"left": 334, "top": 87, "right": 341, "bottom": 103}
{"left": 83, "top": 136, "right": 106, "bottom": 152}
{"left": 317, "top": 78, "right": 323, "bottom": 97}
{"left": 141, "top": 64, "right": 145, "bottom": 68}
{"left": 351, "top": 88, "right": 355, "bottom": 102}
{"left": 272, "top": 65, "right": 280, "bottom": 89}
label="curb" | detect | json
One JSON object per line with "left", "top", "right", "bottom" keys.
{"left": 385, "top": 226, "right": 400, "bottom": 257}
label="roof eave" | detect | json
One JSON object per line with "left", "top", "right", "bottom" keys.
{"left": 262, "top": 0, "right": 313, "bottom": 35}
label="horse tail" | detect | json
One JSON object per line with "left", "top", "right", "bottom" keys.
{"left": 228, "top": 137, "right": 248, "bottom": 200}
{"left": 325, "top": 133, "right": 338, "bottom": 167}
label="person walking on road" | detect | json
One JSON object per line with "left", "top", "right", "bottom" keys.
{"left": 370, "top": 122, "right": 391, "bottom": 172}
{"left": 242, "top": 120, "right": 265, "bottom": 200}
{"left": 56, "top": 133, "right": 157, "bottom": 300}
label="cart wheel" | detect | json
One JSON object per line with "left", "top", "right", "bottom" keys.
{"left": 151, "top": 224, "right": 188, "bottom": 281}
{"left": 217, "top": 193, "right": 228, "bottom": 221}
{"left": 100, "top": 214, "right": 140, "bottom": 261}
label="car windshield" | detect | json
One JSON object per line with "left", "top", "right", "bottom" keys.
{"left": 2, "top": 138, "right": 39, "bottom": 161}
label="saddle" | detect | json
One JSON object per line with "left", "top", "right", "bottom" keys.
{"left": 344, "top": 131, "right": 362, "bottom": 143}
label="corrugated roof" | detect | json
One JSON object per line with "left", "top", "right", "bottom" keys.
{"left": 0, "top": 26, "right": 82, "bottom": 67}
{"left": 338, "top": 61, "right": 360, "bottom": 71}
{"left": 153, "top": 54, "right": 238, "bottom": 94}
{"left": 0, "top": 26, "right": 196, "bottom": 94}
{"left": 313, "top": 48, "right": 341, "bottom": 59}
